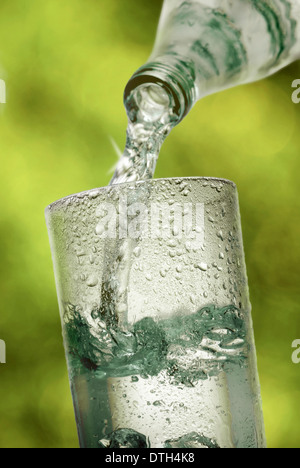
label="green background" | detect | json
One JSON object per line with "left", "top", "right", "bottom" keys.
{"left": 0, "top": 0, "right": 300, "bottom": 448}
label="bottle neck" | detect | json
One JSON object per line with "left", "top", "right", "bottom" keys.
{"left": 124, "top": 56, "right": 197, "bottom": 124}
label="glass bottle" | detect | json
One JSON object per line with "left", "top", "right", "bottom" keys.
{"left": 124, "top": 0, "right": 300, "bottom": 123}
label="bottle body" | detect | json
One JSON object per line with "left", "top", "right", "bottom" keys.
{"left": 125, "top": 0, "right": 300, "bottom": 120}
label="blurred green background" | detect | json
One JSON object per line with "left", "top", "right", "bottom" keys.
{"left": 0, "top": 0, "right": 299, "bottom": 448}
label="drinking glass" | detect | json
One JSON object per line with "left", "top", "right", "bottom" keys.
{"left": 45, "top": 177, "right": 266, "bottom": 449}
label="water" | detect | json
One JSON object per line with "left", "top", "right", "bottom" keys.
{"left": 110, "top": 83, "right": 179, "bottom": 185}
{"left": 97, "top": 83, "right": 180, "bottom": 333}
{"left": 65, "top": 305, "right": 261, "bottom": 448}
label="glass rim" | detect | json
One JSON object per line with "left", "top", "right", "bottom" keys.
{"left": 45, "top": 176, "right": 236, "bottom": 213}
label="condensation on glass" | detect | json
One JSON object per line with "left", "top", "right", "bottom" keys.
{"left": 46, "top": 178, "right": 266, "bottom": 449}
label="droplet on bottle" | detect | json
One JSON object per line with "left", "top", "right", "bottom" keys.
{"left": 195, "top": 262, "right": 208, "bottom": 271}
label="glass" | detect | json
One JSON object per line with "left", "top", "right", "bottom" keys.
{"left": 45, "top": 177, "right": 266, "bottom": 448}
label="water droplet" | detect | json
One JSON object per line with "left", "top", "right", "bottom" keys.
{"left": 133, "top": 247, "right": 141, "bottom": 258}
{"left": 195, "top": 262, "right": 208, "bottom": 271}
{"left": 172, "top": 226, "right": 180, "bottom": 236}
{"left": 185, "top": 241, "right": 191, "bottom": 252}
{"left": 91, "top": 309, "right": 99, "bottom": 320}
{"left": 89, "top": 190, "right": 99, "bottom": 199}
{"left": 167, "top": 239, "right": 177, "bottom": 248}
{"left": 153, "top": 400, "right": 162, "bottom": 407}
{"left": 95, "top": 224, "right": 105, "bottom": 236}
{"left": 190, "top": 294, "right": 196, "bottom": 304}
{"left": 217, "top": 230, "right": 224, "bottom": 241}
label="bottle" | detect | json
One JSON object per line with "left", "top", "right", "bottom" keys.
{"left": 124, "top": 0, "right": 300, "bottom": 124}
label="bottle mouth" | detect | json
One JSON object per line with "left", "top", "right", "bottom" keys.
{"left": 124, "top": 61, "right": 195, "bottom": 124}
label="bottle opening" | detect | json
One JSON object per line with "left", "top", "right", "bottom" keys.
{"left": 124, "top": 59, "right": 195, "bottom": 125}
{"left": 124, "top": 72, "right": 182, "bottom": 126}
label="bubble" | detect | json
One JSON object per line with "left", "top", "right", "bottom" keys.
{"left": 99, "top": 429, "right": 148, "bottom": 448}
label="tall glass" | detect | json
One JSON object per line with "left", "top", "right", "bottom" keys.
{"left": 45, "top": 177, "right": 266, "bottom": 449}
